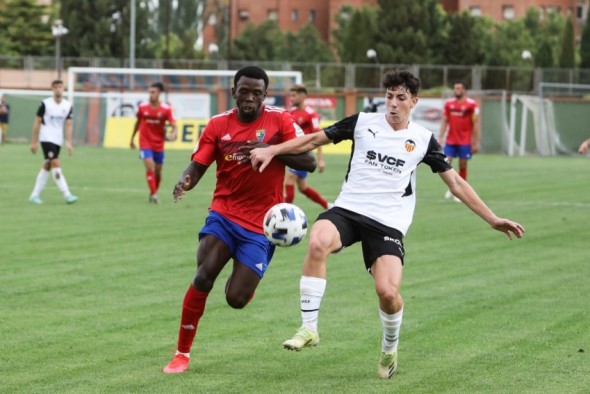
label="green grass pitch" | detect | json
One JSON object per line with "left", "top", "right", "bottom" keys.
{"left": 1, "top": 144, "right": 589, "bottom": 393}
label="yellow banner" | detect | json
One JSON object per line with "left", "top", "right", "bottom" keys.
{"left": 104, "top": 117, "right": 351, "bottom": 154}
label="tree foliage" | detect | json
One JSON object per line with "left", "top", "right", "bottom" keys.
{"left": 0, "top": 0, "right": 53, "bottom": 55}
{"left": 559, "top": 17, "right": 575, "bottom": 68}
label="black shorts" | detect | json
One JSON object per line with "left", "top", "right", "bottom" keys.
{"left": 40, "top": 142, "right": 61, "bottom": 161}
{"left": 316, "top": 206, "right": 405, "bottom": 271}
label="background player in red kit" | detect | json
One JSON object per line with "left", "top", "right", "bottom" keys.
{"left": 162, "top": 66, "right": 316, "bottom": 374}
{"left": 130, "top": 82, "right": 177, "bottom": 203}
{"left": 286, "top": 84, "right": 331, "bottom": 209}
{"left": 438, "top": 81, "right": 479, "bottom": 202}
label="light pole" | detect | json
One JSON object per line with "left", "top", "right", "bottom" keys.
{"left": 51, "top": 19, "right": 68, "bottom": 79}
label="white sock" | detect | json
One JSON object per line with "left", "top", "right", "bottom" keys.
{"left": 379, "top": 307, "right": 403, "bottom": 353}
{"left": 50, "top": 167, "right": 71, "bottom": 197}
{"left": 31, "top": 168, "right": 50, "bottom": 197}
{"left": 175, "top": 350, "right": 190, "bottom": 358}
{"left": 300, "top": 276, "right": 326, "bottom": 332}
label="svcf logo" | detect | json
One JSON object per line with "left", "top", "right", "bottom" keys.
{"left": 256, "top": 129, "right": 266, "bottom": 141}
{"left": 404, "top": 139, "right": 416, "bottom": 152}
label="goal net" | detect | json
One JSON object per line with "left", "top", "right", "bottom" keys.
{"left": 507, "top": 82, "right": 590, "bottom": 156}
{"left": 66, "top": 67, "right": 302, "bottom": 148}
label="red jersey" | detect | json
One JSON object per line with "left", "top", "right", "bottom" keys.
{"left": 289, "top": 105, "right": 320, "bottom": 135}
{"left": 443, "top": 98, "right": 479, "bottom": 145}
{"left": 136, "top": 102, "right": 175, "bottom": 151}
{"left": 191, "top": 105, "right": 303, "bottom": 233}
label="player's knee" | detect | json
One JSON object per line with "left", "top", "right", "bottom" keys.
{"left": 375, "top": 283, "right": 401, "bottom": 305}
{"left": 225, "top": 293, "right": 249, "bottom": 309}
{"left": 192, "top": 271, "right": 214, "bottom": 293}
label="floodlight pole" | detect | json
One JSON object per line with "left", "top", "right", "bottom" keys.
{"left": 52, "top": 19, "right": 68, "bottom": 80}
{"left": 130, "top": 0, "right": 136, "bottom": 69}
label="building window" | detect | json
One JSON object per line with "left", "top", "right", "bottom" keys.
{"left": 469, "top": 6, "right": 481, "bottom": 17}
{"left": 208, "top": 13, "right": 217, "bottom": 25}
{"left": 576, "top": 3, "right": 585, "bottom": 20}
{"left": 292, "top": 9, "right": 299, "bottom": 22}
{"left": 268, "top": 9, "right": 278, "bottom": 21}
{"left": 309, "top": 9, "right": 316, "bottom": 23}
{"left": 502, "top": 5, "right": 515, "bottom": 20}
{"left": 238, "top": 9, "right": 249, "bottom": 21}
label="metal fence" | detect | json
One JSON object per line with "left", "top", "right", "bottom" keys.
{"left": 3, "top": 55, "right": 590, "bottom": 94}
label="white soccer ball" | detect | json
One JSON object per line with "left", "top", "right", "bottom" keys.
{"left": 263, "top": 203, "right": 308, "bottom": 247}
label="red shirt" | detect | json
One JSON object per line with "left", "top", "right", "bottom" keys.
{"left": 289, "top": 105, "right": 320, "bottom": 135}
{"left": 443, "top": 98, "right": 479, "bottom": 145}
{"left": 192, "top": 105, "right": 301, "bottom": 233}
{"left": 136, "top": 102, "right": 175, "bottom": 151}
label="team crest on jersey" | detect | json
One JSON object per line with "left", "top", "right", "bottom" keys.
{"left": 404, "top": 139, "right": 416, "bottom": 152}
{"left": 256, "top": 129, "right": 266, "bottom": 141}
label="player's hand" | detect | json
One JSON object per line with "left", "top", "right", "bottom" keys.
{"left": 66, "top": 141, "right": 73, "bottom": 156}
{"left": 490, "top": 218, "right": 525, "bottom": 240}
{"left": 472, "top": 145, "right": 479, "bottom": 154}
{"left": 318, "top": 158, "right": 325, "bottom": 173}
{"left": 579, "top": 141, "right": 589, "bottom": 154}
{"left": 130, "top": 141, "right": 136, "bottom": 149}
{"left": 173, "top": 175, "right": 191, "bottom": 202}
{"left": 166, "top": 130, "right": 177, "bottom": 142}
{"left": 237, "top": 140, "right": 268, "bottom": 165}
{"left": 249, "top": 146, "right": 275, "bottom": 172}
{"left": 30, "top": 143, "right": 37, "bottom": 154}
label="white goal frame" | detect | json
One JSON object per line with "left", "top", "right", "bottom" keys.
{"left": 67, "top": 67, "right": 303, "bottom": 103}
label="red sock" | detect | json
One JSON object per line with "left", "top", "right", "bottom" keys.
{"left": 459, "top": 167, "right": 467, "bottom": 180}
{"left": 285, "top": 184, "right": 295, "bottom": 203}
{"left": 302, "top": 187, "right": 328, "bottom": 209}
{"left": 177, "top": 285, "right": 209, "bottom": 354}
{"left": 146, "top": 170, "right": 157, "bottom": 194}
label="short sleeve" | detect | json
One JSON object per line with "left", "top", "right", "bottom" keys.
{"left": 323, "top": 114, "right": 359, "bottom": 144}
{"left": 36, "top": 102, "right": 45, "bottom": 118}
{"left": 280, "top": 111, "right": 302, "bottom": 142}
{"left": 191, "top": 121, "right": 217, "bottom": 166}
{"left": 421, "top": 134, "right": 453, "bottom": 173}
{"left": 167, "top": 107, "right": 176, "bottom": 123}
{"left": 311, "top": 111, "right": 321, "bottom": 132}
{"left": 66, "top": 106, "right": 73, "bottom": 120}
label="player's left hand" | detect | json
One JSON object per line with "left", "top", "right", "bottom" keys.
{"left": 318, "top": 159, "right": 325, "bottom": 173}
{"left": 166, "top": 130, "right": 177, "bottom": 142}
{"left": 66, "top": 141, "right": 73, "bottom": 156}
{"left": 173, "top": 175, "right": 191, "bottom": 202}
{"left": 490, "top": 218, "right": 525, "bottom": 240}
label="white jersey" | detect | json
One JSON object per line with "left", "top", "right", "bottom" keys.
{"left": 325, "top": 112, "right": 452, "bottom": 235}
{"left": 36, "top": 97, "right": 73, "bottom": 146}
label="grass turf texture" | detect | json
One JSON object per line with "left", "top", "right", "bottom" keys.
{"left": 1, "top": 144, "right": 589, "bottom": 393}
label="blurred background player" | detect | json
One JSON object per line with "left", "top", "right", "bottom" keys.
{"left": 286, "top": 84, "right": 330, "bottom": 209}
{"left": 0, "top": 96, "right": 9, "bottom": 144}
{"left": 438, "top": 81, "right": 479, "bottom": 202}
{"left": 130, "top": 82, "right": 177, "bottom": 204}
{"left": 162, "top": 66, "right": 316, "bottom": 374}
{"left": 28, "top": 80, "right": 77, "bottom": 204}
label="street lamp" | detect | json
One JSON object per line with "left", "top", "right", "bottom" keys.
{"left": 366, "top": 48, "right": 378, "bottom": 63}
{"left": 51, "top": 19, "right": 68, "bottom": 79}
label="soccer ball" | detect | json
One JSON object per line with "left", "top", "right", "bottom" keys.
{"left": 263, "top": 203, "right": 308, "bottom": 247}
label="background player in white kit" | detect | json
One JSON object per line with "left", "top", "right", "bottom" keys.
{"left": 247, "top": 69, "right": 525, "bottom": 380}
{"left": 29, "top": 80, "right": 77, "bottom": 204}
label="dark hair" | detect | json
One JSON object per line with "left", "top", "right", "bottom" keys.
{"left": 150, "top": 82, "right": 165, "bottom": 92}
{"left": 381, "top": 69, "right": 421, "bottom": 96}
{"left": 51, "top": 79, "right": 63, "bottom": 87}
{"left": 290, "top": 84, "right": 308, "bottom": 94}
{"left": 234, "top": 66, "right": 269, "bottom": 89}
{"left": 454, "top": 80, "right": 468, "bottom": 89}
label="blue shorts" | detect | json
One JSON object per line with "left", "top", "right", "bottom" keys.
{"left": 444, "top": 144, "right": 472, "bottom": 160}
{"left": 198, "top": 211, "right": 275, "bottom": 278}
{"left": 288, "top": 168, "right": 308, "bottom": 179}
{"left": 139, "top": 149, "right": 165, "bottom": 164}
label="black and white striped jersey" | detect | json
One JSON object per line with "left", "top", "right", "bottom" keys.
{"left": 36, "top": 97, "right": 73, "bottom": 146}
{"left": 324, "top": 112, "right": 452, "bottom": 235}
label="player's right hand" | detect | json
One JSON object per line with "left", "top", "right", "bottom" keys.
{"left": 173, "top": 175, "right": 191, "bottom": 202}
{"left": 130, "top": 141, "right": 136, "bottom": 149}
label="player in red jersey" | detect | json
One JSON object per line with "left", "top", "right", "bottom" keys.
{"left": 162, "top": 66, "right": 316, "bottom": 374}
{"left": 438, "top": 81, "right": 479, "bottom": 202}
{"left": 286, "top": 84, "right": 331, "bottom": 209}
{"left": 130, "top": 82, "right": 177, "bottom": 203}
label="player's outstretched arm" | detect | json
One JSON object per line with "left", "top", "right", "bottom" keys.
{"left": 439, "top": 169, "right": 525, "bottom": 240}
{"left": 172, "top": 161, "right": 208, "bottom": 202}
{"left": 238, "top": 140, "right": 316, "bottom": 172}
{"left": 249, "top": 132, "right": 330, "bottom": 172}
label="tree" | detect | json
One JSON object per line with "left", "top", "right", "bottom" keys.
{"left": 230, "top": 21, "right": 284, "bottom": 61}
{"left": 60, "top": 0, "right": 155, "bottom": 60}
{"left": 332, "top": 5, "right": 378, "bottom": 63}
{"left": 282, "top": 24, "right": 333, "bottom": 63}
{"left": 580, "top": 6, "right": 590, "bottom": 69}
{"left": 559, "top": 17, "right": 575, "bottom": 68}
{"left": 443, "top": 11, "right": 486, "bottom": 65}
{"left": 0, "top": 0, "right": 53, "bottom": 55}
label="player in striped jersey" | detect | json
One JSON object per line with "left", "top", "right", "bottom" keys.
{"left": 248, "top": 69, "right": 524, "bottom": 379}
